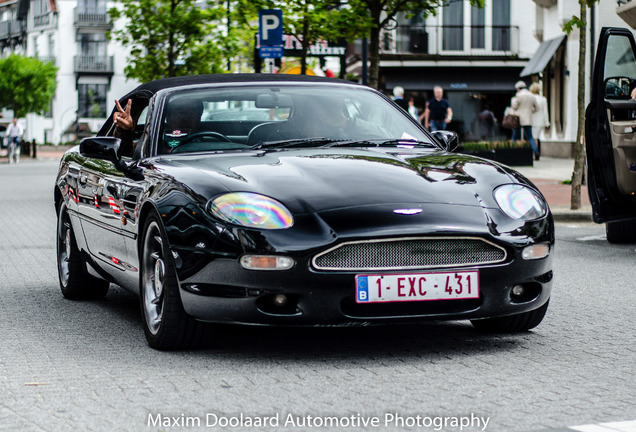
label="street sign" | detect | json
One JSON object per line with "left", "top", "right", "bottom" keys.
{"left": 259, "top": 9, "right": 283, "bottom": 46}
{"left": 259, "top": 46, "right": 284, "bottom": 59}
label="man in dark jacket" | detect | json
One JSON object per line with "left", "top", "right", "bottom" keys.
{"left": 422, "top": 86, "right": 452, "bottom": 131}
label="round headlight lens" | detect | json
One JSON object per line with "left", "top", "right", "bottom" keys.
{"left": 208, "top": 193, "right": 293, "bottom": 229}
{"left": 493, "top": 184, "right": 547, "bottom": 220}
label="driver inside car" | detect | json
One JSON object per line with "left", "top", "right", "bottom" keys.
{"left": 160, "top": 99, "right": 204, "bottom": 154}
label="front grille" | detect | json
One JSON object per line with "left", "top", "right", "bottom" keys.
{"left": 312, "top": 237, "right": 507, "bottom": 271}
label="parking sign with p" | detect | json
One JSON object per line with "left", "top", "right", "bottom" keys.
{"left": 259, "top": 9, "right": 283, "bottom": 46}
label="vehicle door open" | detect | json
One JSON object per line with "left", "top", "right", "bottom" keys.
{"left": 586, "top": 27, "right": 636, "bottom": 241}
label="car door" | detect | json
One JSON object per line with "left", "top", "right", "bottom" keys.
{"left": 77, "top": 97, "right": 150, "bottom": 290}
{"left": 586, "top": 27, "right": 636, "bottom": 222}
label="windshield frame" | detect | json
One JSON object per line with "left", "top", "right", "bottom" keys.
{"left": 150, "top": 82, "right": 438, "bottom": 156}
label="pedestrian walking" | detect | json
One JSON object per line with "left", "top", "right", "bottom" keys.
{"left": 511, "top": 80, "right": 540, "bottom": 160}
{"left": 407, "top": 97, "right": 419, "bottom": 121}
{"left": 392, "top": 86, "right": 409, "bottom": 111}
{"left": 529, "top": 82, "right": 549, "bottom": 158}
{"left": 478, "top": 105, "right": 497, "bottom": 139}
{"left": 6, "top": 118, "right": 23, "bottom": 164}
{"left": 421, "top": 86, "right": 452, "bottom": 131}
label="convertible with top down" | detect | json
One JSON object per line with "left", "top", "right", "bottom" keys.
{"left": 54, "top": 74, "right": 554, "bottom": 350}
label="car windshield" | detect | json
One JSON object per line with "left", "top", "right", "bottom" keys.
{"left": 157, "top": 84, "right": 434, "bottom": 155}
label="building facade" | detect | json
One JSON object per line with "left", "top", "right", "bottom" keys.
{"left": 364, "top": 0, "right": 538, "bottom": 143}
{"left": 349, "top": 0, "right": 633, "bottom": 157}
{"left": 0, "top": 0, "right": 138, "bottom": 144}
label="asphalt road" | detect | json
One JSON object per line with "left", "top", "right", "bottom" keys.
{"left": 0, "top": 161, "right": 634, "bottom": 432}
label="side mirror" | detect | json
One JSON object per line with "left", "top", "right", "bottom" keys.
{"left": 79, "top": 137, "right": 143, "bottom": 180}
{"left": 431, "top": 130, "right": 459, "bottom": 152}
{"left": 80, "top": 137, "right": 122, "bottom": 162}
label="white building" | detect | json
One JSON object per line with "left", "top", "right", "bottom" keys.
{"left": 349, "top": 0, "right": 635, "bottom": 156}
{"left": 0, "top": 0, "right": 138, "bottom": 144}
{"left": 529, "top": 0, "right": 628, "bottom": 156}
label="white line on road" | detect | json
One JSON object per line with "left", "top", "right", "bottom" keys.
{"left": 570, "top": 420, "right": 636, "bottom": 432}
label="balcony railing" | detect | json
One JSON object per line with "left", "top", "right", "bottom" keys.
{"left": 33, "top": 14, "right": 51, "bottom": 27}
{"left": 74, "top": 55, "right": 114, "bottom": 74}
{"left": 74, "top": 8, "right": 111, "bottom": 28}
{"left": 0, "top": 20, "right": 23, "bottom": 40}
{"left": 382, "top": 25, "right": 520, "bottom": 57}
{"left": 37, "top": 56, "right": 56, "bottom": 66}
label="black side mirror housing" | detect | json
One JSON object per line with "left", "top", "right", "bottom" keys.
{"left": 431, "top": 130, "right": 459, "bottom": 152}
{"left": 80, "top": 137, "right": 122, "bottom": 162}
{"left": 80, "top": 136, "right": 143, "bottom": 180}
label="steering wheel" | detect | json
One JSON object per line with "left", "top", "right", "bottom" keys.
{"left": 180, "top": 131, "right": 232, "bottom": 144}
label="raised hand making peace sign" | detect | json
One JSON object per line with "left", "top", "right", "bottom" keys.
{"left": 113, "top": 99, "right": 134, "bottom": 131}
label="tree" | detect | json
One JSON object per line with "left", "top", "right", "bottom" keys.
{"left": 235, "top": 0, "right": 370, "bottom": 75}
{"left": 0, "top": 55, "right": 57, "bottom": 118}
{"left": 348, "top": 0, "right": 485, "bottom": 89}
{"left": 279, "top": 0, "right": 370, "bottom": 75}
{"left": 563, "top": 0, "right": 600, "bottom": 210}
{"left": 109, "top": 0, "right": 236, "bottom": 81}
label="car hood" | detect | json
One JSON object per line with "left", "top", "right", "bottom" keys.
{"left": 159, "top": 147, "right": 525, "bottom": 214}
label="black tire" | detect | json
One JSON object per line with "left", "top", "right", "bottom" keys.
{"left": 605, "top": 219, "right": 636, "bottom": 243}
{"left": 56, "top": 202, "right": 109, "bottom": 300}
{"left": 470, "top": 300, "right": 549, "bottom": 333}
{"left": 139, "top": 212, "right": 207, "bottom": 350}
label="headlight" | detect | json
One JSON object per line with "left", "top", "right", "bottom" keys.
{"left": 493, "top": 184, "right": 548, "bottom": 220}
{"left": 208, "top": 192, "right": 293, "bottom": 229}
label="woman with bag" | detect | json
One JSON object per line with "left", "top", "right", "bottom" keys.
{"left": 511, "top": 80, "right": 540, "bottom": 160}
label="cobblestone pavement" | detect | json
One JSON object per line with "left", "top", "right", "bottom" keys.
{"left": 0, "top": 161, "right": 634, "bottom": 432}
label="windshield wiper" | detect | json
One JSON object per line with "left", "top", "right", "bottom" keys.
{"left": 251, "top": 137, "right": 343, "bottom": 149}
{"left": 322, "top": 138, "right": 439, "bottom": 148}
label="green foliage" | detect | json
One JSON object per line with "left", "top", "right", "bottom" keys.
{"left": 108, "top": 0, "right": 233, "bottom": 81}
{"left": 562, "top": 0, "right": 600, "bottom": 34}
{"left": 461, "top": 140, "right": 530, "bottom": 152}
{"left": 0, "top": 55, "right": 57, "bottom": 118}
{"left": 345, "top": 0, "right": 485, "bottom": 88}
{"left": 234, "top": 0, "right": 370, "bottom": 74}
{"left": 562, "top": 15, "right": 585, "bottom": 34}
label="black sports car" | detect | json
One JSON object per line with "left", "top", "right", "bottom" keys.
{"left": 54, "top": 74, "right": 554, "bottom": 350}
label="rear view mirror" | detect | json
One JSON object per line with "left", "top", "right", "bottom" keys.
{"left": 256, "top": 94, "right": 294, "bottom": 109}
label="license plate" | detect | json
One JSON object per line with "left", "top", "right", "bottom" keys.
{"left": 355, "top": 271, "right": 479, "bottom": 303}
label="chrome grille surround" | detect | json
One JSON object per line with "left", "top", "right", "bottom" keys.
{"left": 311, "top": 236, "right": 507, "bottom": 271}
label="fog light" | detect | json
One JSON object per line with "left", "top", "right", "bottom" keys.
{"left": 273, "top": 294, "right": 287, "bottom": 307}
{"left": 240, "top": 255, "right": 295, "bottom": 270}
{"left": 511, "top": 285, "right": 525, "bottom": 297}
{"left": 522, "top": 243, "right": 550, "bottom": 260}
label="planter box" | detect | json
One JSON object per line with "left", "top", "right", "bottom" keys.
{"left": 463, "top": 147, "right": 534, "bottom": 167}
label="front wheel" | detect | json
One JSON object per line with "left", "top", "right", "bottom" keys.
{"left": 139, "top": 212, "right": 207, "bottom": 350}
{"left": 56, "top": 201, "right": 109, "bottom": 300}
{"left": 470, "top": 300, "right": 549, "bottom": 333}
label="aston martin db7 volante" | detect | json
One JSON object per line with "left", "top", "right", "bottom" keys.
{"left": 54, "top": 74, "right": 554, "bottom": 350}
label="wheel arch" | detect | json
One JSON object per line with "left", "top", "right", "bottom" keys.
{"left": 136, "top": 200, "right": 165, "bottom": 259}
{"left": 54, "top": 185, "right": 64, "bottom": 215}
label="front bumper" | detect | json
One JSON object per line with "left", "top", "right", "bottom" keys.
{"left": 167, "top": 202, "right": 554, "bottom": 325}
{"left": 178, "top": 252, "right": 553, "bottom": 325}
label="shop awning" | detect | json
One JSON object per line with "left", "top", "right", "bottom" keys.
{"left": 383, "top": 66, "right": 524, "bottom": 92}
{"left": 520, "top": 34, "right": 566, "bottom": 77}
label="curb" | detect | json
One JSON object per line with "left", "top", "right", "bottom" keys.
{"left": 550, "top": 207, "right": 593, "bottom": 223}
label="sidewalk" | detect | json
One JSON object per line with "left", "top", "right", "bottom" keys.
{"left": 515, "top": 157, "right": 593, "bottom": 222}
{"left": 1, "top": 146, "right": 591, "bottom": 222}
{"left": 0, "top": 145, "right": 73, "bottom": 163}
